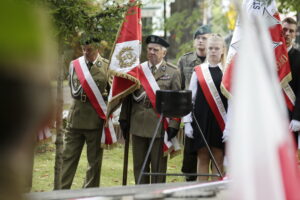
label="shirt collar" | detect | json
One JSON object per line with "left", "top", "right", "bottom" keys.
{"left": 208, "top": 62, "right": 223, "bottom": 71}
{"left": 287, "top": 45, "right": 293, "bottom": 52}
{"left": 149, "top": 60, "right": 163, "bottom": 70}
{"left": 85, "top": 54, "right": 100, "bottom": 65}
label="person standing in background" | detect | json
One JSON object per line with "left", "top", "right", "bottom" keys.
{"left": 60, "top": 35, "right": 110, "bottom": 189}
{"left": 178, "top": 25, "right": 211, "bottom": 181}
{"left": 282, "top": 17, "right": 300, "bottom": 152}
{"left": 184, "top": 34, "right": 227, "bottom": 181}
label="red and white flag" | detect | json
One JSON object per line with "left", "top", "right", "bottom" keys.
{"left": 107, "top": 0, "right": 142, "bottom": 117}
{"left": 221, "top": 0, "right": 294, "bottom": 111}
{"left": 227, "top": 3, "right": 300, "bottom": 199}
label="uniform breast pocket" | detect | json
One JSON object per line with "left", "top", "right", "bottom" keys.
{"left": 157, "top": 78, "right": 172, "bottom": 90}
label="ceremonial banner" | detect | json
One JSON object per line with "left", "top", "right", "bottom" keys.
{"left": 107, "top": 0, "right": 142, "bottom": 117}
{"left": 221, "top": 0, "right": 294, "bottom": 111}
{"left": 228, "top": 7, "right": 300, "bottom": 200}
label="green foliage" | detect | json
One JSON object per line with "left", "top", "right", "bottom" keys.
{"left": 277, "top": 0, "right": 300, "bottom": 13}
{"left": 165, "top": 0, "right": 230, "bottom": 60}
{"left": 30, "top": 0, "right": 140, "bottom": 47}
{"left": 165, "top": 9, "right": 202, "bottom": 60}
{"left": 210, "top": 0, "right": 230, "bottom": 37}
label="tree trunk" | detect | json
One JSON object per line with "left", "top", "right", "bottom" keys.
{"left": 53, "top": 45, "right": 65, "bottom": 190}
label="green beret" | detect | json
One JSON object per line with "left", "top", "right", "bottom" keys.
{"left": 145, "top": 35, "right": 169, "bottom": 48}
{"left": 194, "top": 24, "right": 212, "bottom": 39}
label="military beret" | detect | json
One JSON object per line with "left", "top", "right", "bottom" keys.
{"left": 80, "top": 33, "right": 101, "bottom": 45}
{"left": 194, "top": 24, "right": 212, "bottom": 39}
{"left": 145, "top": 35, "right": 170, "bottom": 48}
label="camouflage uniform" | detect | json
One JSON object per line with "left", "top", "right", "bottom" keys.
{"left": 178, "top": 51, "right": 205, "bottom": 89}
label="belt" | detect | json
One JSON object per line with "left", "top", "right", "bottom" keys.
{"left": 133, "top": 94, "right": 152, "bottom": 108}
{"left": 75, "top": 93, "right": 107, "bottom": 103}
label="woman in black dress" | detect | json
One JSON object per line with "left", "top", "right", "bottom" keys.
{"left": 183, "top": 34, "right": 227, "bottom": 181}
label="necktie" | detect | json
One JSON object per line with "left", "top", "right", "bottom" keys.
{"left": 151, "top": 65, "right": 156, "bottom": 74}
{"left": 87, "top": 62, "right": 93, "bottom": 70}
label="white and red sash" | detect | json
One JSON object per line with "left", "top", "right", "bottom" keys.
{"left": 137, "top": 62, "right": 181, "bottom": 157}
{"left": 195, "top": 64, "right": 226, "bottom": 132}
{"left": 72, "top": 56, "right": 117, "bottom": 148}
{"left": 282, "top": 83, "right": 296, "bottom": 111}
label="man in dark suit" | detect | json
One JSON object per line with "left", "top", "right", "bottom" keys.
{"left": 282, "top": 17, "right": 300, "bottom": 148}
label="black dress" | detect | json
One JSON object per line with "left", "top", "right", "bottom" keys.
{"left": 191, "top": 67, "right": 227, "bottom": 152}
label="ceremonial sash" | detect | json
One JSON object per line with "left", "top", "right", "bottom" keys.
{"left": 137, "top": 62, "right": 181, "bottom": 157}
{"left": 72, "top": 56, "right": 117, "bottom": 148}
{"left": 195, "top": 64, "right": 226, "bottom": 131}
{"left": 282, "top": 83, "right": 295, "bottom": 112}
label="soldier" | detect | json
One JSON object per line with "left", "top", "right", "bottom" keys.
{"left": 60, "top": 34, "right": 110, "bottom": 189}
{"left": 119, "top": 35, "right": 181, "bottom": 184}
{"left": 177, "top": 25, "right": 211, "bottom": 181}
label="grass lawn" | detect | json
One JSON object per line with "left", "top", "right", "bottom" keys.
{"left": 32, "top": 142, "right": 185, "bottom": 192}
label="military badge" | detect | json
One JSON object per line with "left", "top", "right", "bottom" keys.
{"left": 116, "top": 46, "right": 137, "bottom": 68}
{"left": 159, "top": 74, "right": 171, "bottom": 80}
{"left": 96, "top": 61, "right": 102, "bottom": 68}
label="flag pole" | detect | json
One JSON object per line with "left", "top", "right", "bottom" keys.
{"left": 122, "top": 131, "right": 130, "bottom": 185}
{"left": 107, "top": 0, "right": 139, "bottom": 70}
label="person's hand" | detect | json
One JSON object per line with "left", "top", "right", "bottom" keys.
{"left": 289, "top": 120, "right": 300, "bottom": 132}
{"left": 184, "top": 123, "right": 193, "bottom": 139}
{"left": 167, "top": 127, "right": 178, "bottom": 141}
{"left": 222, "top": 129, "right": 229, "bottom": 143}
{"left": 119, "top": 120, "right": 129, "bottom": 140}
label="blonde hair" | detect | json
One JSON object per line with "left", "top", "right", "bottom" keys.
{"left": 207, "top": 34, "right": 227, "bottom": 68}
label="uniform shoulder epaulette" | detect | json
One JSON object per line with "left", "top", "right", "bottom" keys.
{"left": 166, "top": 62, "right": 178, "bottom": 69}
{"left": 183, "top": 52, "right": 193, "bottom": 57}
{"left": 101, "top": 57, "right": 109, "bottom": 64}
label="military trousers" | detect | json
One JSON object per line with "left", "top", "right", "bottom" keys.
{"left": 60, "top": 128, "right": 103, "bottom": 189}
{"left": 132, "top": 135, "right": 167, "bottom": 184}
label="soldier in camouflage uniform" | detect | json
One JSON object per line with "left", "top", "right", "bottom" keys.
{"left": 60, "top": 36, "right": 110, "bottom": 189}
{"left": 119, "top": 35, "right": 181, "bottom": 184}
{"left": 178, "top": 25, "right": 211, "bottom": 181}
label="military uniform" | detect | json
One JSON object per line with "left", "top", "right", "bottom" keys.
{"left": 178, "top": 52, "right": 206, "bottom": 90}
{"left": 61, "top": 55, "right": 109, "bottom": 189}
{"left": 120, "top": 61, "right": 181, "bottom": 184}
{"left": 178, "top": 51, "right": 206, "bottom": 181}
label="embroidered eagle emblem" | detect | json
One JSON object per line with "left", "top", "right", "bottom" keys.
{"left": 116, "top": 46, "right": 137, "bottom": 68}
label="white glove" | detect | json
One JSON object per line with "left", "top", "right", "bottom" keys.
{"left": 289, "top": 120, "right": 300, "bottom": 132}
{"left": 184, "top": 123, "right": 194, "bottom": 139}
{"left": 222, "top": 128, "right": 229, "bottom": 143}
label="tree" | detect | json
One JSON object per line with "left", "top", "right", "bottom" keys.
{"left": 166, "top": 0, "right": 231, "bottom": 60}
{"left": 30, "top": 0, "right": 135, "bottom": 189}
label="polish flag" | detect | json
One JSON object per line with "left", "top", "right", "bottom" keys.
{"left": 221, "top": 0, "right": 294, "bottom": 111}
{"left": 227, "top": 4, "right": 300, "bottom": 199}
